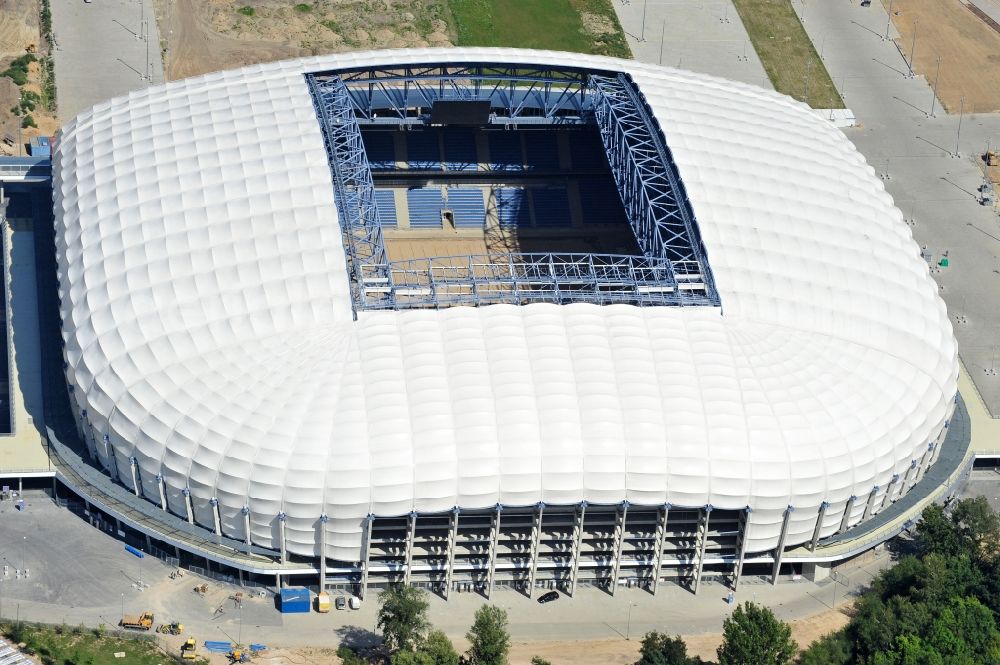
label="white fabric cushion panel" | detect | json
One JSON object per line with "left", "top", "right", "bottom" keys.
{"left": 53, "top": 48, "right": 957, "bottom": 561}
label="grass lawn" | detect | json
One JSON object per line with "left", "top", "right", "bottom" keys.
{"left": 447, "top": 0, "right": 630, "bottom": 58}
{"left": 731, "top": 0, "right": 844, "bottom": 109}
{"left": 3, "top": 622, "right": 203, "bottom": 665}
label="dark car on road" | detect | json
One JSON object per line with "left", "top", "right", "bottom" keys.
{"left": 537, "top": 591, "right": 559, "bottom": 604}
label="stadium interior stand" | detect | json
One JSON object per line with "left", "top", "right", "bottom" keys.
{"left": 362, "top": 125, "right": 640, "bottom": 262}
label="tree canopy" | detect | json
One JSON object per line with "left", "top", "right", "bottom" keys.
{"left": 377, "top": 585, "right": 431, "bottom": 653}
{"left": 717, "top": 602, "right": 796, "bottom": 665}
{"left": 466, "top": 605, "right": 511, "bottom": 665}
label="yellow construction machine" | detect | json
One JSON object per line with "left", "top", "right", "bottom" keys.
{"left": 157, "top": 621, "right": 184, "bottom": 635}
{"left": 180, "top": 638, "right": 197, "bottom": 660}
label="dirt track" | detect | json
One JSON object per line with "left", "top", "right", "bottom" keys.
{"left": 885, "top": 0, "right": 1000, "bottom": 113}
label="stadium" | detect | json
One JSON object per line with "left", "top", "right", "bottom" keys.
{"left": 51, "top": 48, "right": 960, "bottom": 599}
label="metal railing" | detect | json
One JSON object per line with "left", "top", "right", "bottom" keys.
{"left": 359, "top": 253, "right": 713, "bottom": 308}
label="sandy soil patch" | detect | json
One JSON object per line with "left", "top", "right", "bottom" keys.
{"left": 885, "top": 0, "right": 1000, "bottom": 113}
{"left": 155, "top": 0, "right": 454, "bottom": 81}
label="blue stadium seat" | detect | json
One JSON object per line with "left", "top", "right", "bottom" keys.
{"left": 580, "top": 180, "right": 627, "bottom": 226}
{"left": 406, "top": 131, "right": 441, "bottom": 170}
{"left": 374, "top": 189, "right": 398, "bottom": 229}
{"left": 494, "top": 188, "right": 530, "bottom": 228}
{"left": 407, "top": 188, "right": 444, "bottom": 228}
{"left": 531, "top": 188, "right": 571, "bottom": 227}
{"left": 447, "top": 188, "right": 486, "bottom": 228}
{"left": 523, "top": 132, "right": 560, "bottom": 171}
{"left": 361, "top": 132, "right": 397, "bottom": 171}
{"left": 486, "top": 132, "right": 524, "bottom": 171}
{"left": 443, "top": 129, "right": 478, "bottom": 171}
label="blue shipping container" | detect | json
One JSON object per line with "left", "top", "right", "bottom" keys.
{"left": 279, "top": 588, "right": 310, "bottom": 613}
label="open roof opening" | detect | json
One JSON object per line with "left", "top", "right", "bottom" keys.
{"left": 306, "top": 63, "right": 719, "bottom": 312}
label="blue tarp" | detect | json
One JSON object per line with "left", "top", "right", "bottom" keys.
{"left": 279, "top": 587, "right": 310, "bottom": 613}
{"left": 124, "top": 545, "right": 144, "bottom": 558}
{"left": 204, "top": 641, "right": 233, "bottom": 653}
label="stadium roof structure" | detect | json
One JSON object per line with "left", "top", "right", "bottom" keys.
{"left": 54, "top": 48, "right": 958, "bottom": 564}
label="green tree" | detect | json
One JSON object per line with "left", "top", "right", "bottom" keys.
{"left": 951, "top": 497, "right": 1000, "bottom": 563}
{"left": 377, "top": 585, "right": 431, "bottom": 653}
{"left": 422, "top": 630, "right": 460, "bottom": 665}
{"left": 635, "top": 631, "right": 699, "bottom": 665}
{"left": 916, "top": 504, "right": 964, "bottom": 559}
{"left": 717, "top": 602, "right": 796, "bottom": 665}
{"left": 466, "top": 604, "right": 511, "bottom": 665}
{"left": 797, "top": 630, "right": 852, "bottom": 665}
{"left": 530, "top": 658, "right": 553, "bottom": 665}
{"left": 392, "top": 652, "right": 434, "bottom": 665}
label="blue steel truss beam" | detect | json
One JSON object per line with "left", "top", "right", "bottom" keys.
{"left": 588, "top": 74, "right": 718, "bottom": 304}
{"left": 307, "top": 75, "right": 390, "bottom": 310}
{"left": 316, "top": 64, "right": 597, "bottom": 123}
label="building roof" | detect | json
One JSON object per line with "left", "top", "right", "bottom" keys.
{"left": 53, "top": 48, "right": 957, "bottom": 559}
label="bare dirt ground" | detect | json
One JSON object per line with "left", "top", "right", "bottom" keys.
{"left": 884, "top": 0, "right": 1000, "bottom": 113}
{"left": 155, "top": 0, "right": 454, "bottom": 81}
{"left": 154, "top": 606, "right": 850, "bottom": 665}
{"left": 0, "top": 0, "right": 58, "bottom": 151}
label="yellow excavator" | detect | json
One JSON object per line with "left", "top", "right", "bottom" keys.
{"left": 157, "top": 621, "right": 184, "bottom": 635}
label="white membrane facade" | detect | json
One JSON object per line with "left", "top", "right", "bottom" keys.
{"left": 54, "top": 49, "right": 958, "bottom": 563}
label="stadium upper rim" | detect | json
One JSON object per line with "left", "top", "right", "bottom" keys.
{"left": 53, "top": 48, "right": 958, "bottom": 562}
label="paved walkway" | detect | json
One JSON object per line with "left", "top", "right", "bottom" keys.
{"left": 612, "top": 0, "right": 772, "bottom": 88}
{"left": 50, "top": 0, "right": 165, "bottom": 122}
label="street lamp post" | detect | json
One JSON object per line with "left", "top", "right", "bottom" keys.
{"left": 884, "top": 0, "right": 894, "bottom": 41}
{"left": 626, "top": 602, "right": 635, "bottom": 640}
{"left": 907, "top": 19, "right": 918, "bottom": 78}
{"left": 640, "top": 0, "right": 647, "bottom": 42}
{"left": 21, "top": 537, "right": 25, "bottom": 573}
{"left": 929, "top": 56, "right": 942, "bottom": 117}
{"left": 955, "top": 95, "right": 966, "bottom": 158}
{"left": 658, "top": 19, "right": 665, "bottom": 65}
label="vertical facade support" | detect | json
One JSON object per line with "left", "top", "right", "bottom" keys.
{"left": 771, "top": 506, "right": 793, "bottom": 585}
{"left": 103, "top": 433, "right": 120, "bottom": 482}
{"left": 242, "top": 505, "right": 252, "bottom": 552}
{"left": 915, "top": 443, "right": 935, "bottom": 483}
{"left": 128, "top": 457, "right": 140, "bottom": 496}
{"left": 862, "top": 486, "right": 880, "bottom": 521}
{"left": 838, "top": 496, "right": 856, "bottom": 534}
{"left": 486, "top": 504, "right": 502, "bottom": 598}
{"left": 359, "top": 515, "right": 374, "bottom": 601}
{"left": 903, "top": 459, "right": 919, "bottom": 489}
{"left": 651, "top": 504, "right": 669, "bottom": 595}
{"left": 318, "top": 514, "right": 329, "bottom": 591}
{"left": 444, "top": 507, "right": 459, "bottom": 599}
{"left": 527, "top": 503, "right": 544, "bottom": 598}
{"left": 809, "top": 502, "right": 828, "bottom": 552}
{"left": 882, "top": 474, "right": 900, "bottom": 509}
{"left": 693, "top": 505, "right": 712, "bottom": 595}
{"left": 610, "top": 501, "right": 629, "bottom": 595}
{"left": 182, "top": 489, "right": 194, "bottom": 524}
{"left": 277, "top": 512, "right": 288, "bottom": 564}
{"left": 210, "top": 498, "right": 222, "bottom": 536}
{"left": 569, "top": 501, "right": 587, "bottom": 597}
{"left": 155, "top": 475, "right": 167, "bottom": 511}
{"left": 733, "top": 507, "right": 751, "bottom": 589}
{"left": 403, "top": 511, "right": 417, "bottom": 586}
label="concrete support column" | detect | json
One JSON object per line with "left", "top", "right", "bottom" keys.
{"left": 275, "top": 572, "right": 282, "bottom": 591}
{"left": 155, "top": 475, "right": 167, "bottom": 511}
{"left": 182, "top": 489, "right": 194, "bottom": 524}
{"left": 569, "top": 501, "right": 587, "bottom": 597}
{"left": 809, "top": 502, "right": 828, "bottom": 552}
{"left": 693, "top": 505, "right": 713, "bottom": 595}
{"left": 238, "top": 568, "right": 244, "bottom": 587}
{"left": 486, "top": 504, "right": 502, "bottom": 599}
{"left": 610, "top": 501, "right": 628, "bottom": 596}
{"left": 403, "top": 511, "right": 417, "bottom": 586}
{"left": 318, "top": 514, "right": 329, "bottom": 591}
{"left": 145, "top": 533, "right": 152, "bottom": 552}
{"left": 103, "top": 433, "right": 120, "bottom": 481}
{"left": 882, "top": 474, "right": 900, "bottom": 509}
{"left": 651, "top": 504, "right": 669, "bottom": 595}
{"left": 527, "top": 503, "right": 544, "bottom": 598}
{"left": 930, "top": 439, "right": 943, "bottom": 465}
{"left": 210, "top": 498, "right": 222, "bottom": 536}
{"left": 242, "top": 505, "right": 252, "bottom": 552}
{"left": 838, "top": 496, "right": 856, "bottom": 533}
{"left": 360, "top": 515, "right": 374, "bottom": 601}
{"left": 903, "top": 459, "right": 919, "bottom": 489}
{"left": 444, "top": 507, "right": 459, "bottom": 599}
{"left": 733, "top": 507, "right": 751, "bottom": 589}
{"left": 862, "top": 486, "right": 880, "bottom": 521}
{"left": 128, "top": 457, "right": 140, "bottom": 496}
{"left": 916, "top": 443, "right": 935, "bottom": 483}
{"left": 277, "top": 512, "right": 288, "bottom": 564}
{"left": 770, "top": 506, "right": 793, "bottom": 585}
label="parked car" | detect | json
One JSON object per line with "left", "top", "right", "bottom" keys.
{"left": 335, "top": 596, "right": 347, "bottom": 610}
{"left": 537, "top": 591, "right": 559, "bottom": 604}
